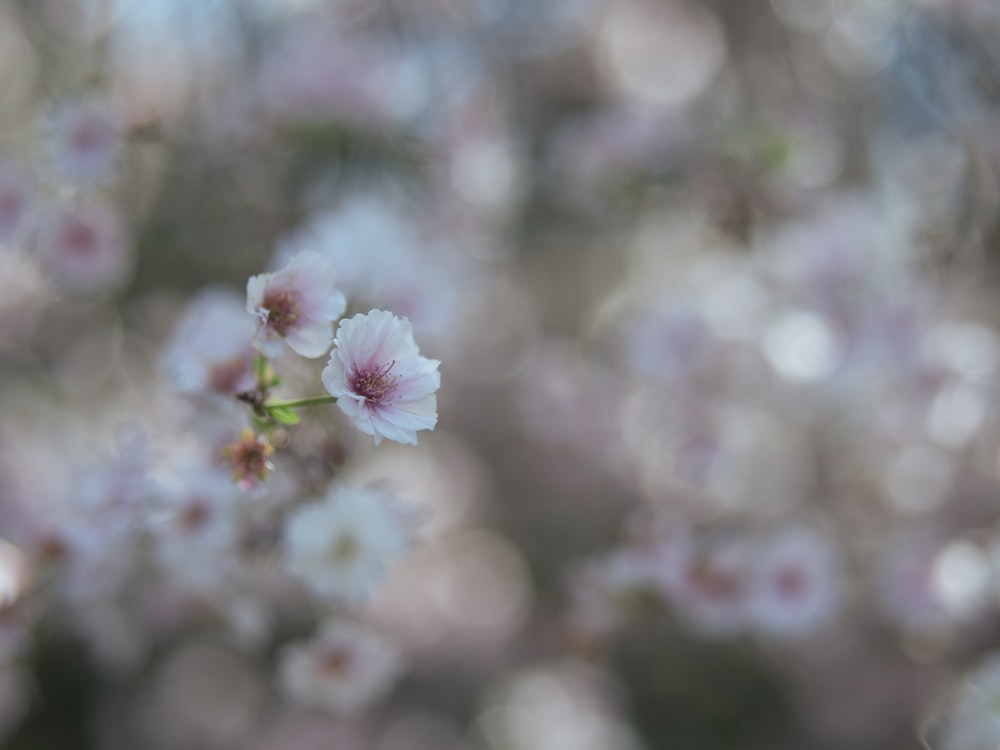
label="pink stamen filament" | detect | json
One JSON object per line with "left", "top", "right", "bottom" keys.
{"left": 351, "top": 360, "right": 400, "bottom": 405}
{"left": 262, "top": 289, "right": 302, "bottom": 335}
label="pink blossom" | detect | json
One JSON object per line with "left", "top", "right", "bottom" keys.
{"left": 162, "top": 288, "right": 258, "bottom": 396}
{"left": 35, "top": 201, "right": 130, "bottom": 294}
{"left": 674, "top": 538, "right": 753, "bottom": 637}
{"left": 278, "top": 620, "right": 402, "bottom": 714}
{"left": 247, "top": 252, "right": 346, "bottom": 358}
{"left": 746, "top": 527, "right": 842, "bottom": 638}
{"left": 322, "top": 310, "right": 440, "bottom": 446}
{"left": 48, "top": 100, "right": 121, "bottom": 185}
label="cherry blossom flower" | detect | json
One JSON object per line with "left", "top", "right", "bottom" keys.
{"left": 162, "top": 288, "right": 258, "bottom": 397}
{"left": 278, "top": 620, "right": 402, "bottom": 713}
{"left": 35, "top": 201, "right": 131, "bottom": 294}
{"left": 149, "top": 465, "right": 245, "bottom": 593}
{"left": 247, "top": 252, "right": 346, "bottom": 358}
{"left": 746, "top": 527, "right": 842, "bottom": 638}
{"left": 283, "top": 483, "right": 410, "bottom": 601}
{"left": 47, "top": 100, "right": 121, "bottom": 185}
{"left": 322, "top": 310, "right": 440, "bottom": 446}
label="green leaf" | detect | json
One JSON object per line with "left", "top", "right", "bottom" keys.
{"left": 269, "top": 406, "right": 300, "bottom": 425}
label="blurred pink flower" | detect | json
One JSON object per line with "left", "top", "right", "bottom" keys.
{"left": 322, "top": 310, "right": 440, "bottom": 446}
{"left": 746, "top": 527, "right": 842, "bottom": 638}
{"left": 247, "top": 252, "right": 346, "bottom": 358}
{"left": 278, "top": 620, "right": 402, "bottom": 714}
{"left": 162, "top": 288, "right": 258, "bottom": 397}
{"left": 283, "top": 483, "right": 411, "bottom": 602}
{"left": 48, "top": 100, "right": 121, "bottom": 185}
{"left": 35, "top": 201, "right": 130, "bottom": 294}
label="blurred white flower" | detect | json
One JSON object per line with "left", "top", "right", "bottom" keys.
{"left": 279, "top": 620, "right": 402, "bottom": 714}
{"left": 284, "top": 483, "right": 411, "bottom": 601}
{"left": 162, "top": 288, "right": 258, "bottom": 396}
{"left": 746, "top": 527, "right": 842, "bottom": 638}
{"left": 322, "top": 310, "right": 440, "bottom": 446}
{"left": 247, "top": 251, "right": 346, "bottom": 358}
{"left": 35, "top": 200, "right": 131, "bottom": 294}
{"left": 47, "top": 99, "right": 121, "bottom": 185}
{"left": 149, "top": 465, "right": 245, "bottom": 594}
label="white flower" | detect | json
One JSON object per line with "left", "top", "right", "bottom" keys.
{"left": 283, "top": 483, "right": 410, "bottom": 601}
{"left": 162, "top": 288, "right": 258, "bottom": 396}
{"left": 35, "top": 201, "right": 131, "bottom": 294}
{"left": 746, "top": 527, "right": 841, "bottom": 638}
{"left": 278, "top": 620, "right": 402, "bottom": 714}
{"left": 322, "top": 310, "right": 440, "bottom": 446}
{"left": 47, "top": 99, "right": 121, "bottom": 185}
{"left": 246, "top": 252, "right": 346, "bottom": 358}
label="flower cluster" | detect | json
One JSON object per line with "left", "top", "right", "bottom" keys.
{"left": 4, "top": 0, "right": 1000, "bottom": 748}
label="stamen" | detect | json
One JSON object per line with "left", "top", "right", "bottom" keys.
{"left": 351, "top": 360, "right": 400, "bottom": 405}
{"left": 261, "top": 289, "right": 302, "bottom": 335}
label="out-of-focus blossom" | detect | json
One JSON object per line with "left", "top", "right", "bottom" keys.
{"left": 322, "top": 310, "right": 440, "bottom": 446}
{"left": 162, "top": 288, "right": 258, "bottom": 396}
{"left": 278, "top": 620, "right": 402, "bottom": 713}
{"left": 46, "top": 99, "right": 121, "bottom": 185}
{"left": 283, "top": 483, "right": 411, "bottom": 601}
{"left": 273, "top": 196, "right": 415, "bottom": 300}
{"left": 746, "top": 527, "right": 842, "bottom": 638}
{"left": 149, "top": 465, "right": 245, "bottom": 594}
{"left": 247, "top": 251, "right": 346, "bottom": 358}
{"left": 34, "top": 200, "right": 130, "bottom": 294}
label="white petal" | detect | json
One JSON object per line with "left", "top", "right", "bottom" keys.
{"left": 285, "top": 319, "right": 334, "bottom": 358}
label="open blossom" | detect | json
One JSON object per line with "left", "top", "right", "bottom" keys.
{"left": 746, "top": 527, "right": 842, "bottom": 638}
{"left": 47, "top": 100, "right": 121, "bottom": 185}
{"left": 247, "top": 252, "right": 346, "bottom": 358}
{"left": 283, "top": 483, "right": 410, "bottom": 601}
{"left": 162, "top": 288, "right": 257, "bottom": 396}
{"left": 35, "top": 201, "right": 130, "bottom": 294}
{"left": 322, "top": 310, "right": 440, "bottom": 446}
{"left": 278, "top": 620, "right": 402, "bottom": 713}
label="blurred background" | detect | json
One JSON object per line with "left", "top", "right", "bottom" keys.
{"left": 3, "top": 0, "right": 1000, "bottom": 748}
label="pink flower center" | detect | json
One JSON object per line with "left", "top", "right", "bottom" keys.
{"left": 262, "top": 289, "right": 302, "bottom": 335}
{"left": 180, "top": 499, "right": 211, "bottom": 533}
{"left": 70, "top": 116, "right": 113, "bottom": 154}
{"left": 63, "top": 220, "right": 98, "bottom": 258}
{"left": 351, "top": 360, "right": 399, "bottom": 405}
{"left": 774, "top": 566, "right": 806, "bottom": 600}
{"left": 319, "top": 647, "right": 352, "bottom": 676}
{"left": 208, "top": 356, "right": 250, "bottom": 394}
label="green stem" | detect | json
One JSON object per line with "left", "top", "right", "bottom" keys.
{"left": 265, "top": 395, "right": 338, "bottom": 409}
